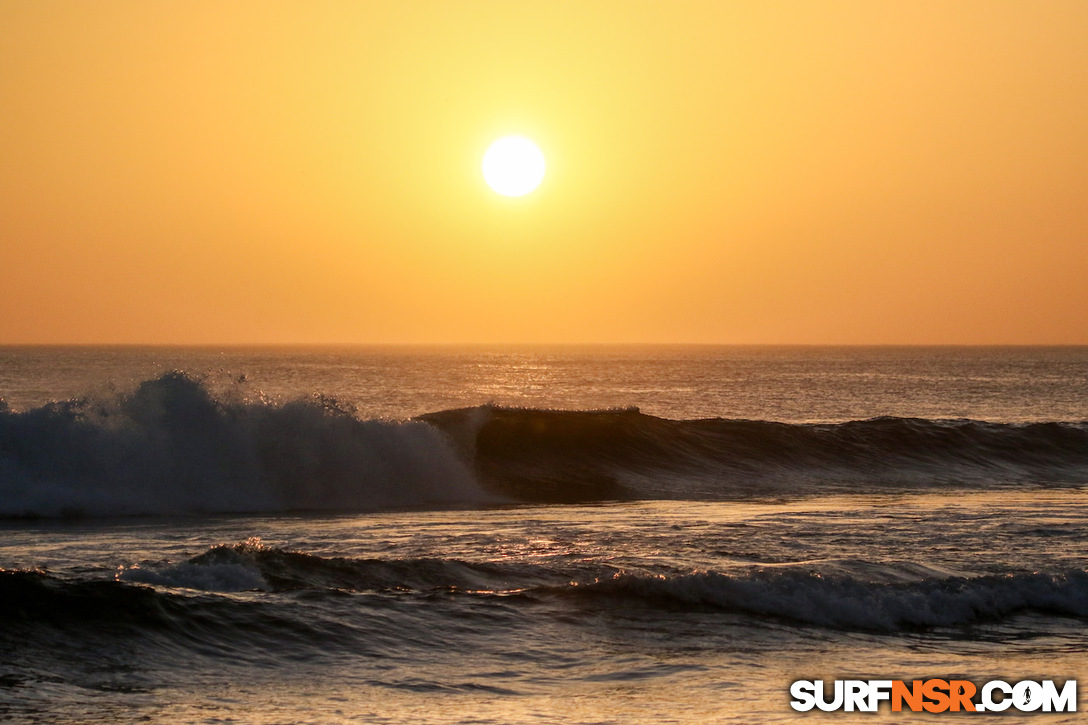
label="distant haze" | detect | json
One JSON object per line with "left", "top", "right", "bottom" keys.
{"left": 2, "top": 1, "right": 1086, "bottom": 344}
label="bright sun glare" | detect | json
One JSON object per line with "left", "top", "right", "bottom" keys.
{"left": 482, "top": 136, "right": 545, "bottom": 197}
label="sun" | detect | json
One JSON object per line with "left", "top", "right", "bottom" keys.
{"left": 482, "top": 136, "right": 545, "bottom": 197}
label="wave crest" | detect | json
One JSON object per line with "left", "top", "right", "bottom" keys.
{"left": 565, "top": 568, "right": 1088, "bottom": 630}
{"left": 0, "top": 372, "right": 486, "bottom": 517}
{"left": 4, "top": 378, "right": 1088, "bottom": 518}
{"left": 422, "top": 406, "right": 1088, "bottom": 500}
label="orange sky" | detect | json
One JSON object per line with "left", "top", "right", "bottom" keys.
{"left": 2, "top": 1, "right": 1087, "bottom": 344}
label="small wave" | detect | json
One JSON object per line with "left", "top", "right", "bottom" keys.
{"left": 0, "top": 568, "right": 368, "bottom": 658}
{"left": 116, "top": 540, "right": 1088, "bottom": 633}
{"left": 118, "top": 560, "right": 268, "bottom": 593}
{"left": 0, "top": 568, "right": 187, "bottom": 628}
{"left": 116, "top": 539, "right": 556, "bottom": 595}
{"left": 14, "top": 550, "right": 1088, "bottom": 636}
{"left": 564, "top": 568, "right": 1088, "bottom": 631}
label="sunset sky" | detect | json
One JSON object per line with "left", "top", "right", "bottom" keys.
{"left": 2, "top": 1, "right": 1086, "bottom": 345}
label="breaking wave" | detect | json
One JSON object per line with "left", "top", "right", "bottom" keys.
{"left": 0, "top": 373, "right": 487, "bottom": 518}
{"left": 2, "top": 374, "right": 1088, "bottom": 517}
{"left": 6, "top": 540, "right": 1086, "bottom": 635}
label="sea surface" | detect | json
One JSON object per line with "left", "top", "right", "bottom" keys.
{"left": 1, "top": 345, "right": 1086, "bottom": 723}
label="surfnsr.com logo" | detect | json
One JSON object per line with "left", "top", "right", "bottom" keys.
{"left": 790, "top": 679, "right": 1077, "bottom": 713}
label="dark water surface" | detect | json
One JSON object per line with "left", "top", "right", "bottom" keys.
{"left": 1, "top": 346, "right": 1086, "bottom": 722}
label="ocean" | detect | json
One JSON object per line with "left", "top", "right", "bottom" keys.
{"left": 1, "top": 345, "right": 1086, "bottom": 723}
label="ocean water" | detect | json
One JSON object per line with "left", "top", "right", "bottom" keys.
{"left": 1, "top": 345, "right": 1086, "bottom": 723}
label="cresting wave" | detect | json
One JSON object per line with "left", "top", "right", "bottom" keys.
{"left": 0, "top": 373, "right": 486, "bottom": 518}
{"left": 4, "top": 541, "right": 1087, "bottom": 634}
{"left": 115, "top": 538, "right": 545, "bottom": 594}
{"left": 421, "top": 405, "right": 1088, "bottom": 501}
{"left": 568, "top": 569, "right": 1088, "bottom": 631}
{"left": 2, "top": 373, "right": 1088, "bottom": 517}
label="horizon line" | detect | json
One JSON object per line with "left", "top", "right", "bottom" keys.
{"left": 3, "top": 342, "right": 1087, "bottom": 349}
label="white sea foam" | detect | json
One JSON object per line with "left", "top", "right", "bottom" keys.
{"left": 117, "top": 561, "right": 268, "bottom": 592}
{"left": 0, "top": 373, "right": 492, "bottom": 518}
